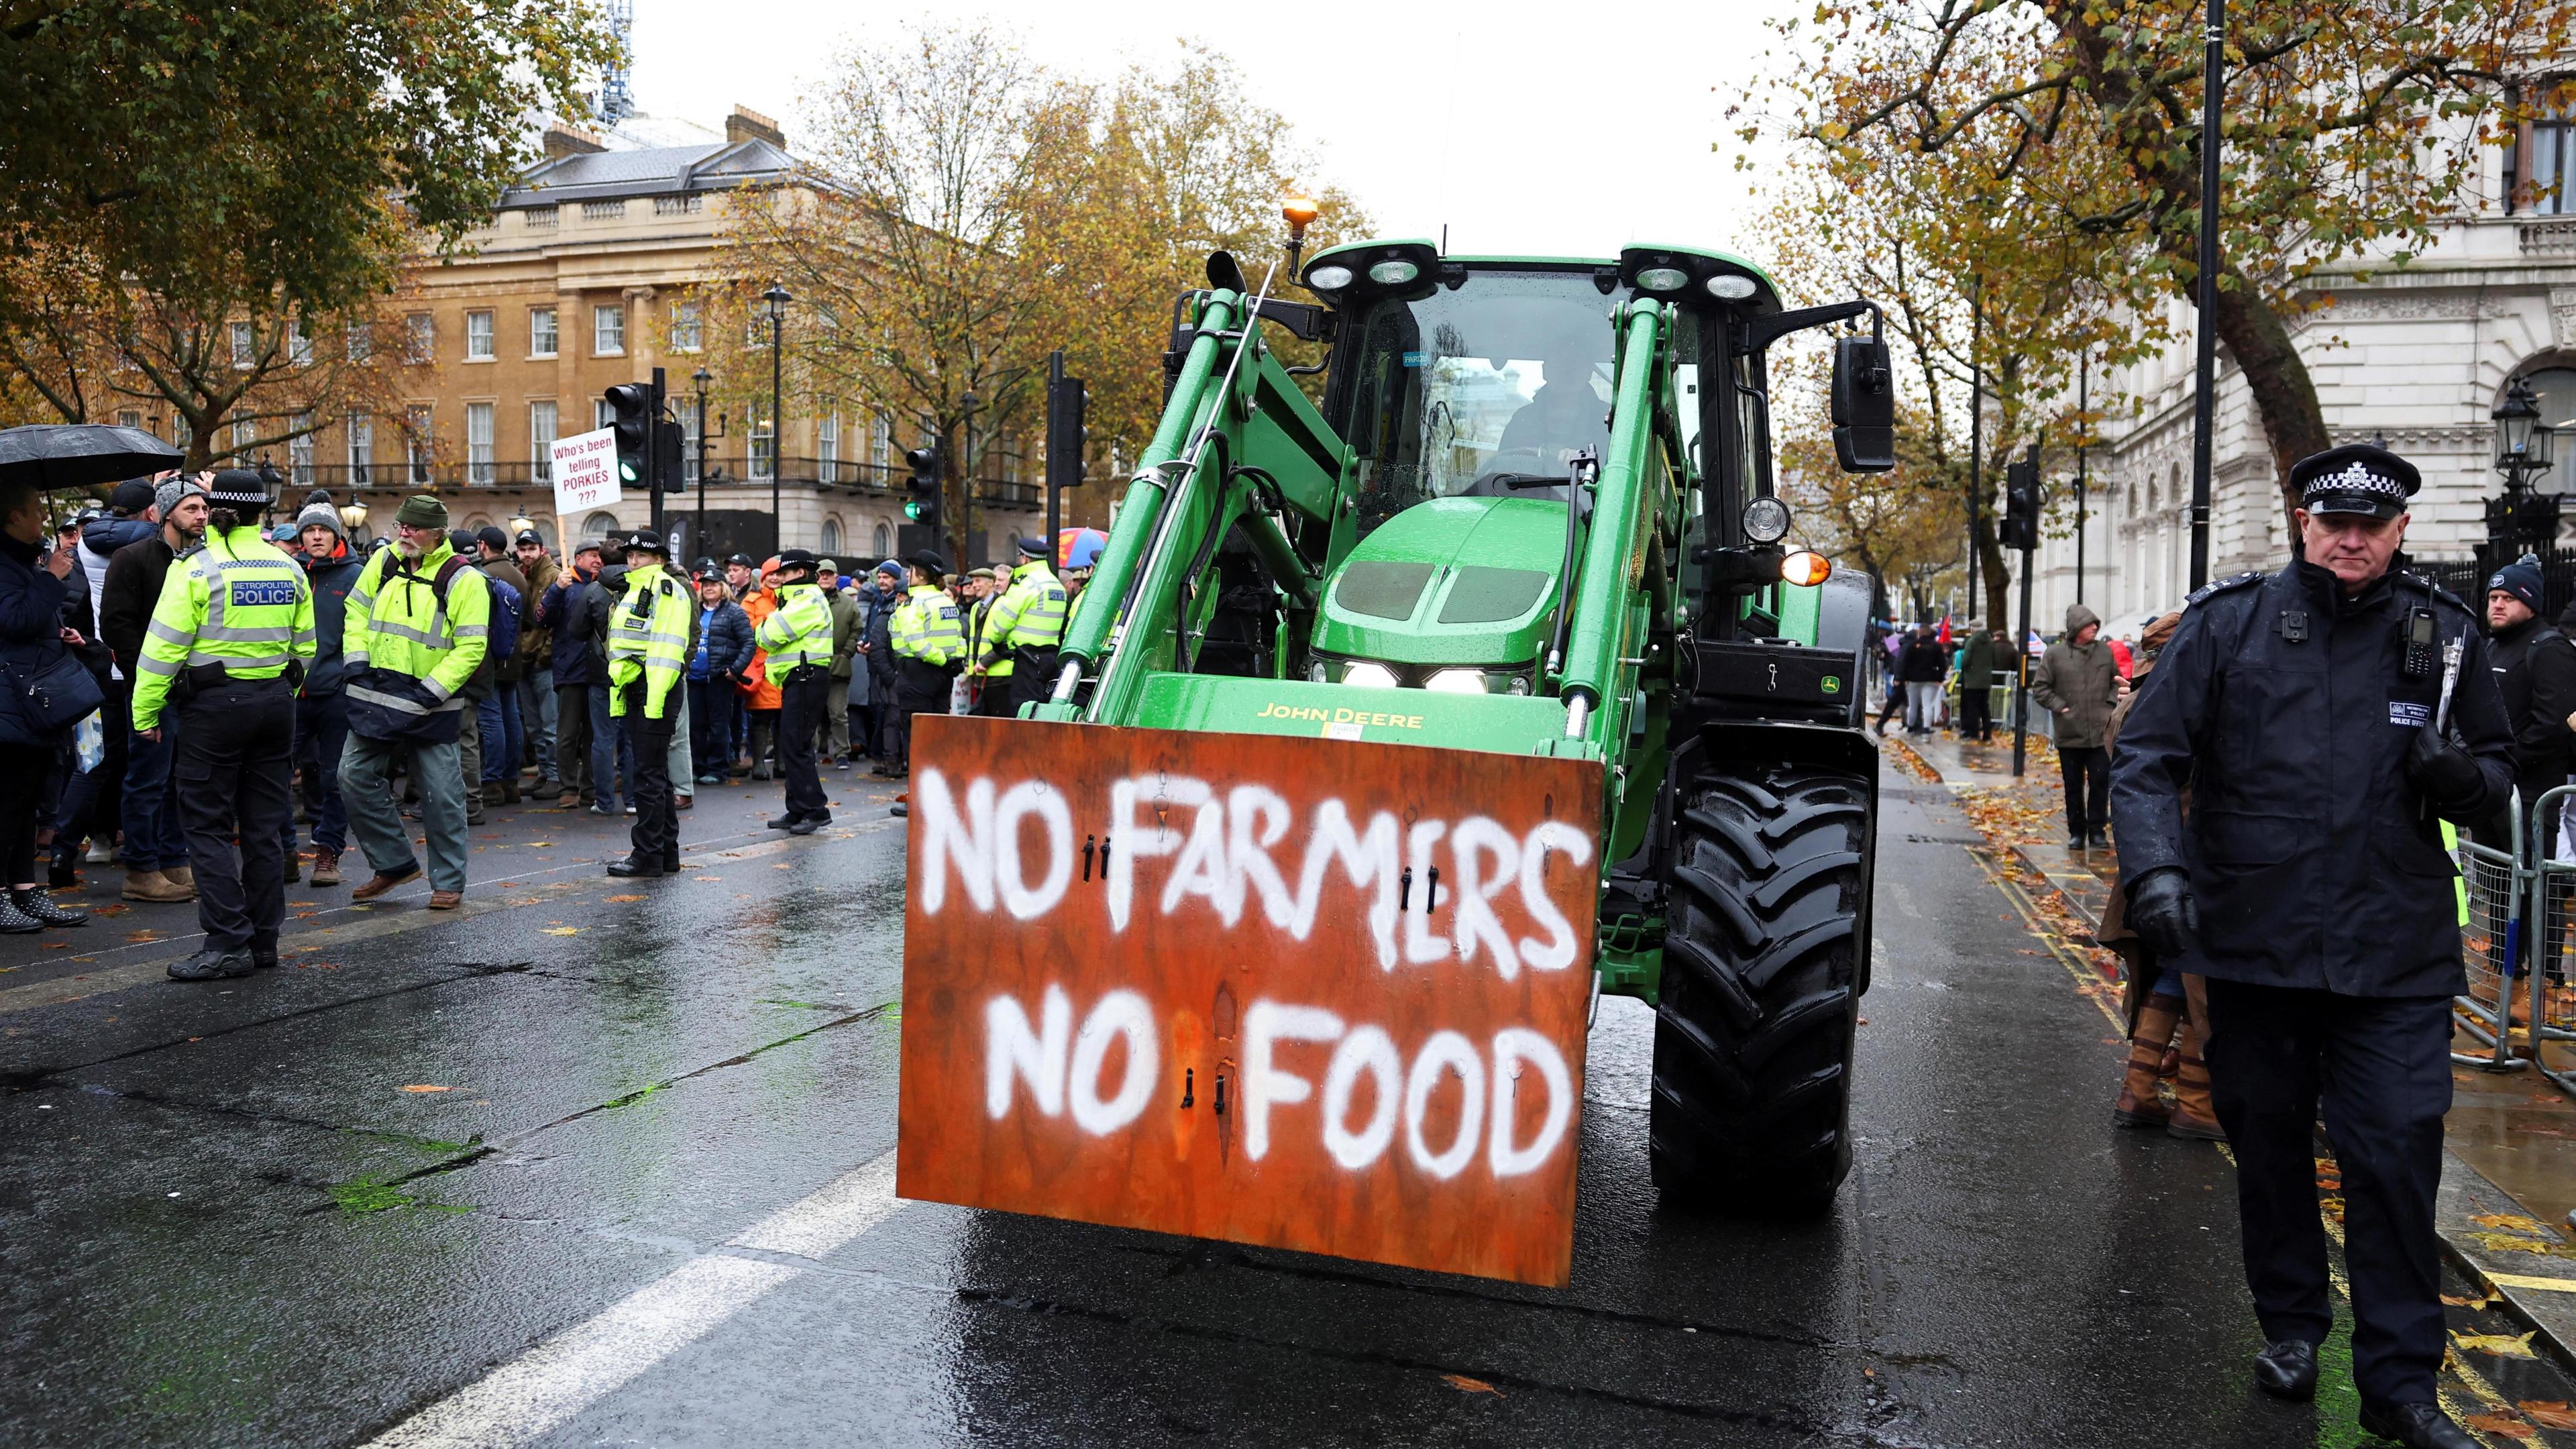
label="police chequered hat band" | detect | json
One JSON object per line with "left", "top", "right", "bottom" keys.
{"left": 2302, "top": 460, "right": 2406, "bottom": 505}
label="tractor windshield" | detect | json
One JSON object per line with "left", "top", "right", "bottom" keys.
{"left": 1334, "top": 270, "right": 1621, "bottom": 537}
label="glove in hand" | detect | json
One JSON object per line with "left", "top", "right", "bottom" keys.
{"left": 2404, "top": 726, "right": 2485, "bottom": 816}
{"left": 2127, "top": 867, "right": 2200, "bottom": 959}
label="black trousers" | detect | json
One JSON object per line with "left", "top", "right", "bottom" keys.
{"left": 892, "top": 659, "right": 957, "bottom": 770}
{"left": 1011, "top": 645, "right": 1060, "bottom": 711}
{"left": 175, "top": 678, "right": 294, "bottom": 952}
{"left": 619, "top": 683, "right": 678, "bottom": 868}
{"left": 973, "top": 673, "right": 1016, "bottom": 717}
{"left": 2058, "top": 743, "right": 2110, "bottom": 836}
{"left": 0, "top": 741, "right": 54, "bottom": 884}
{"left": 1957, "top": 687, "right": 1991, "bottom": 741}
{"left": 2202, "top": 981, "right": 2452, "bottom": 1409}
{"left": 777, "top": 672, "right": 830, "bottom": 820}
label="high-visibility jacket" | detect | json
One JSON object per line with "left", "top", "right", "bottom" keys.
{"left": 341, "top": 540, "right": 492, "bottom": 700}
{"left": 131, "top": 525, "right": 315, "bottom": 731}
{"left": 976, "top": 563, "right": 1067, "bottom": 678}
{"left": 891, "top": 584, "right": 965, "bottom": 667}
{"left": 606, "top": 561, "right": 690, "bottom": 721}
{"left": 754, "top": 581, "right": 835, "bottom": 684}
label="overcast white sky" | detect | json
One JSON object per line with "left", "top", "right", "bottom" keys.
{"left": 621, "top": 0, "right": 1805, "bottom": 262}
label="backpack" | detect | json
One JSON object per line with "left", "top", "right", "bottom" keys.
{"left": 481, "top": 572, "right": 523, "bottom": 663}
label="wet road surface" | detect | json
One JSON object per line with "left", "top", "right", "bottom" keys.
{"left": 2, "top": 764, "right": 2571, "bottom": 1446}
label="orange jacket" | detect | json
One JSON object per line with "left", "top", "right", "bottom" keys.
{"left": 739, "top": 586, "right": 783, "bottom": 709}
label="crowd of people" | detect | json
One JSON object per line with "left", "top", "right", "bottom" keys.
{"left": 0, "top": 466, "right": 1098, "bottom": 979}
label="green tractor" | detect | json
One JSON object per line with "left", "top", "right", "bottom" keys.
{"left": 1018, "top": 217, "right": 1894, "bottom": 1217}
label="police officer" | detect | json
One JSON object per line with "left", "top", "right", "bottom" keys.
{"left": 131, "top": 468, "right": 315, "bottom": 981}
{"left": 885, "top": 550, "right": 963, "bottom": 777}
{"left": 606, "top": 531, "right": 690, "bottom": 877}
{"left": 976, "top": 534, "right": 1069, "bottom": 713}
{"left": 755, "top": 547, "right": 835, "bottom": 835}
{"left": 2109, "top": 443, "right": 2508, "bottom": 1449}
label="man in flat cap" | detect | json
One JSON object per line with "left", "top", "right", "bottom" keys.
{"left": 2109, "top": 442, "right": 2508, "bottom": 1449}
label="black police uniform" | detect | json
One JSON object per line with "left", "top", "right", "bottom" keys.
{"left": 2109, "top": 444, "right": 2511, "bottom": 1434}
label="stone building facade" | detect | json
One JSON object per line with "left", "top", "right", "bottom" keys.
{"left": 2023, "top": 142, "right": 2576, "bottom": 638}
{"left": 267, "top": 107, "right": 1040, "bottom": 564}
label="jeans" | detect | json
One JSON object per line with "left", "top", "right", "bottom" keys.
{"left": 1902, "top": 680, "right": 1942, "bottom": 733}
{"left": 120, "top": 716, "right": 189, "bottom": 871}
{"left": 520, "top": 667, "right": 556, "bottom": 780}
{"left": 477, "top": 686, "right": 523, "bottom": 786}
{"left": 555, "top": 683, "right": 592, "bottom": 798}
{"left": 341, "top": 731, "right": 470, "bottom": 892}
{"left": 2059, "top": 743, "right": 2110, "bottom": 838}
{"left": 665, "top": 686, "right": 692, "bottom": 800}
{"left": 283, "top": 692, "right": 350, "bottom": 855}
{"left": 588, "top": 683, "right": 635, "bottom": 810}
{"left": 688, "top": 676, "right": 727, "bottom": 779}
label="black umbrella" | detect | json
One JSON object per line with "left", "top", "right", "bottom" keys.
{"left": 0, "top": 423, "right": 183, "bottom": 492}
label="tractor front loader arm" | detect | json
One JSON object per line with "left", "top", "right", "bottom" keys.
{"left": 1036, "top": 285, "right": 1345, "bottom": 726}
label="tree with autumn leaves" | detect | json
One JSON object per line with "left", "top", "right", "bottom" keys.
{"left": 706, "top": 25, "right": 1364, "bottom": 562}
{"left": 1747, "top": 0, "right": 2568, "bottom": 599}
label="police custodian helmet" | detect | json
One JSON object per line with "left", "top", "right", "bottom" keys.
{"left": 2289, "top": 443, "right": 2420, "bottom": 520}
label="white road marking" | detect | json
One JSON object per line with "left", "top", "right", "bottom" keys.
{"left": 361, "top": 1149, "right": 901, "bottom": 1448}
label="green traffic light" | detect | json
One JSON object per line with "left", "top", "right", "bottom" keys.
{"left": 904, "top": 500, "right": 922, "bottom": 520}
{"left": 619, "top": 462, "right": 638, "bottom": 482}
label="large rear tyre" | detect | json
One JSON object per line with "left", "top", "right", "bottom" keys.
{"left": 1650, "top": 763, "right": 1870, "bottom": 1217}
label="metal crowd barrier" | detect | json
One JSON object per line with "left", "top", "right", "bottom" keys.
{"left": 2518, "top": 786, "right": 2576, "bottom": 1096}
{"left": 2456, "top": 791, "right": 2530, "bottom": 1073}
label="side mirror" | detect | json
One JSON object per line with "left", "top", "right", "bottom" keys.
{"left": 1205, "top": 250, "right": 1251, "bottom": 296}
{"left": 1831, "top": 335, "right": 1896, "bottom": 473}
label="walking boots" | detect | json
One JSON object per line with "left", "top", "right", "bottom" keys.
{"left": 122, "top": 868, "right": 194, "bottom": 904}
{"left": 2167, "top": 1014, "right": 2226, "bottom": 1141}
{"left": 2113, "top": 994, "right": 2183, "bottom": 1128}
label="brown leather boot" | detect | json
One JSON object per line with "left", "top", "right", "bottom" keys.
{"left": 309, "top": 849, "right": 342, "bottom": 887}
{"left": 2114, "top": 993, "right": 2183, "bottom": 1128}
{"left": 2167, "top": 1008, "right": 2226, "bottom": 1140}
{"left": 122, "top": 868, "right": 193, "bottom": 904}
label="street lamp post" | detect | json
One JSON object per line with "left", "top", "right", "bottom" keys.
{"left": 2074, "top": 354, "right": 2088, "bottom": 606}
{"left": 2491, "top": 377, "right": 2561, "bottom": 566}
{"left": 961, "top": 390, "right": 977, "bottom": 566}
{"left": 763, "top": 282, "right": 791, "bottom": 557}
{"left": 693, "top": 366, "right": 712, "bottom": 564}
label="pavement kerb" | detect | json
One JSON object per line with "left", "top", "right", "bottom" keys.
{"left": 1900, "top": 734, "right": 2576, "bottom": 1379}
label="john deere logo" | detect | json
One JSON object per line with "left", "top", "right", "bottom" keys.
{"left": 1821, "top": 675, "right": 1842, "bottom": 694}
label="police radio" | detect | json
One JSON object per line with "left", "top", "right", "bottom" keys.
{"left": 2401, "top": 604, "right": 2438, "bottom": 680}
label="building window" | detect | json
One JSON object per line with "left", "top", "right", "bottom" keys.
{"left": 594, "top": 398, "right": 616, "bottom": 433}
{"left": 530, "top": 306, "right": 558, "bottom": 358}
{"left": 230, "top": 321, "right": 255, "bottom": 370}
{"left": 870, "top": 409, "right": 893, "bottom": 474}
{"left": 2513, "top": 367, "right": 2576, "bottom": 489}
{"left": 820, "top": 517, "right": 843, "bottom": 555}
{"left": 594, "top": 303, "right": 624, "bottom": 356}
{"left": 347, "top": 319, "right": 372, "bottom": 362}
{"left": 653, "top": 194, "right": 704, "bottom": 216}
{"left": 581, "top": 199, "right": 627, "bottom": 221}
{"left": 464, "top": 310, "right": 494, "bottom": 360}
{"left": 583, "top": 509, "right": 620, "bottom": 539}
{"left": 525, "top": 206, "right": 558, "bottom": 230}
{"left": 668, "top": 300, "right": 701, "bottom": 352}
{"left": 407, "top": 405, "right": 434, "bottom": 484}
{"left": 530, "top": 400, "right": 558, "bottom": 482}
{"left": 288, "top": 413, "right": 315, "bottom": 484}
{"left": 116, "top": 409, "right": 142, "bottom": 431}
{"left": 404, "top": 313, "right": 434, "bottom": 364}
{"left": 466, "top": 402, "right": 494, "bottom": 484}
{"left": 229, "top": 413, "right": 256, "bottom": 460}
{"left": 287, "top": 317, "right": 312, "bottom": 367}
{"left": 818, "top": 405, "right": 839, "bottom": 482}
{"left": 348, "top": 415, "right": 374, "bottom": 486}
{"left": 750, "top": 407, "right": 774, "bottom": 481}
{"left": 681, "top": 402, "right": 702, "bottom": 484}
{"left": 872, "top": 521, "right": 890, "bottom": 557}
{"left": 747, "top": 317, "right": 771, "bottom": 349}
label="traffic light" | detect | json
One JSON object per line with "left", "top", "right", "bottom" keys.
{"left": 1046, "top": 369, "right": 1087, "bottom": 491}
{"left": 904, "top": 445, "right": 941, "bottom": 527}
{"left": 2000, "top": 447, "right": 2041, "bottom": 553}
{"left": 651, "top": 416, "right": 684, "bottom": 492}
{"left": 604, "top": 382, "right": 653, "bottom": 486}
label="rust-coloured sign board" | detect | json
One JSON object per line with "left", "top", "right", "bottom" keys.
{"left": 896, "top": 714, "right": 1605, "bottom": 1286}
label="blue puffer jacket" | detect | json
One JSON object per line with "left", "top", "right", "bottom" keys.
{"left": 299, "top": 541, "right": 364, "bottom": 696}
{"left": 693, "top": 598, "right": 754, "bottom": 682}
{"left": 0, "top": 533, "right": 74, "bottom": 745}
{"left": 543, "top": 571, "right": 602, "bottom": 686}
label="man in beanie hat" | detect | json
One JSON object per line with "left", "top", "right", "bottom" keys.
{"left": 861, "top": 559, "right": 904, "bottom": 771}
{"left": 337, "top": 494, "right": 490, "bottom": 910}
{"left": 468, "top": 527, "right": 529, "bottom": 808}
{"left": 98, "top": 475, "right": 209, "bottom": 903}
{"left": 2479, "top": 554, "right": 2559, "bottom": 852}
{"left": 131, "top": 468, "right": 315, "bottom": 979}
{"left": 285, "top": 497, "right": 363, "bottom": 886}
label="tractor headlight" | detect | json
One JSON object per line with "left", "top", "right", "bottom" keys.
{"left": 1306, "top": 264, "right": 1354, "bottom": 292}
{"left": 1635, "top": 266, "right": 1690, "bottom": 293}
{"left": 1424, "top": 668, "right": 1488, "bottom": 694}
{"left": 1366, "top": 259, "right": 1419, "bottom": 286}
{"left": 1342, "top": 661, "right": 1401, "bottom": 689}
{"left": 1741, "top": 496, "right": 1792, "bottom": 544}
{"left": 1707, "top": 274, "right": 1759, "bottom": 301}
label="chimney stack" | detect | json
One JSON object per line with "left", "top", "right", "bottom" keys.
{"left": 543, "top": 122, "right": 606, "bottom": 159}
{"left": 726, "top": 105, "right": 786, "bottom": 150}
